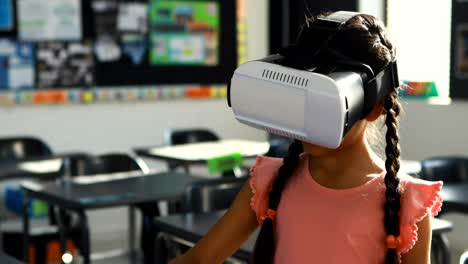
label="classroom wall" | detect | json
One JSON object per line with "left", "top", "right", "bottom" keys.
{"left": 0, "top": 0, "right": 270, "bottom": 254}
{"left": 0, "top": 0, "right": 270, "bottom": 153}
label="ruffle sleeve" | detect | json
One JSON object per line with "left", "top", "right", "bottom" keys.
{"left": 397, "top": 176, "right": 444, "bottom": 254}
{"left": 249, "top": 156, "right": 284, "bottom": 223}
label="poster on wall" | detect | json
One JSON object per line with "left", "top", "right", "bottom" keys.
{"left": 148, "top": 1, "right": 220, "bottom": 66}
{"left": 457, "top": 25, "right": 468, "bottom": 79}
{"left": 18, "top": 0, "right": 82, "bottom": 41}
{"left": 93, "top": 1, "right": 148, "bottom": 64}
{"left": 0, "top": 0, "right": 13, "bottom": 31}
{"left": 37, "top": 42, "right": 94, "bottom": 88}
{"left": 0, "top": 39, "right": 35, "bottom": 90}
{"left": 92, "top": 0, "right": 121, "bottom": 62}
{"left": 118, "top": 2, "right": 148, "bottom": 65}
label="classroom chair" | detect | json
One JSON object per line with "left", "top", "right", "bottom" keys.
{"left": 164, "top": 128, "right": 220, "bottom": 146}
{"left": 419, "top": 156, "right": 468, "bottom": 264}
{"left": 419, "top": 156, "right": 468, "bottom": 216}
{"left": 419, "top": 156, "right": 468, "bottom": 183}
{"left": 0, "top": 137, "right": 53, "bottom": 160}
{"left": 83, "top": 153, "right": 150, "bottom": 175}
{"left": 182, "top": 176, "right": 247, "bottom": 213}
{"left": 155, "top": 177, "right": 247, "bottom": 263}
{"left": 0, "top": 136, "right": 85, "bottom": 264}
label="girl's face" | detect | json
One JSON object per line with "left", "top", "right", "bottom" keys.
{"left": 303, "top": 102, "right": 384, "bottom": 157}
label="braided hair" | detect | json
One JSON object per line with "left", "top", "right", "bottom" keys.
{"left": 251, "top": 140, "right": 303, "bottom": 264}
{"left": 251, "top": 14, "right": 402, "bottom": 264}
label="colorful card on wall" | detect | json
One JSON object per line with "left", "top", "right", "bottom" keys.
{"left": 37, "top": 42, "right": 94, "bottom": 88}
{"left": 118, "top": 3, "right": 148, "bottom": 35}
{"left": 0, "top": 0, "right": 13, "bottom": 31}
{"left": 18, "top": 0, "right": 82, "bottom": 41}
{"left": 457, "top": 25, "right": 468, "bottom": 79}
{"left": 148, "top": 1, "right": 219, "bottom": 66}
{"left": 0, "top": 39, "right": 35, "bottom": 91}
{"left": 118, "top": 3, "right": 148, "bottom": 65}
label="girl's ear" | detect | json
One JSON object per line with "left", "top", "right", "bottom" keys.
{"left": 365, "top": 100, "right": 385, "bottom": 121}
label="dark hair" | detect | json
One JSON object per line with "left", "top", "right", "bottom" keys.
{"left": 251, "top": 14, "right": 402, "bottom": 264}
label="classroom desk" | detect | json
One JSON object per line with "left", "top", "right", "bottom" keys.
{"left": 134, "top": 139, "right": 270, "bottom": 173}
{"left": 0, "top": 253, "right": 24, "bottom": 264}
{"left": 0, "top": 153, "right": 90, "bottom": 180}
{"left": 154, "top": 210, "right": 453, "bottom": 263}
{"left": 441, "top": 183, "right": 468, "bottom": 214}
{"left": 155, "top": 210, "right": 256, "bottom": 261}
{"left": 21, "top": 171, "right": 202, "bottom": 264}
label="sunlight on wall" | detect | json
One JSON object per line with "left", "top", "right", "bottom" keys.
{"left": 387, "top": 0, "right": 452, "bottom": 97}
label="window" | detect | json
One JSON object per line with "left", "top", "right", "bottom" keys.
{"left": 387, "top": 0, "right": 452, "bottom": 97}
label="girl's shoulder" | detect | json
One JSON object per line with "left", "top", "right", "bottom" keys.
{"left": 396, "top": 173, "right": 444, "bottom": 254}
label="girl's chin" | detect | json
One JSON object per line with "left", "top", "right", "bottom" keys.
{"left": 302, "top": 142, "right": 336, "bottom": 157}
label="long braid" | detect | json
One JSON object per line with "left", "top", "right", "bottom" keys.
{"left": 383, "top": 90, "right": 402, "bottom": 264}
{"left": 336, "top": 15, "right": 403, "bottom": 263}
{"left": 251, "top": 140, "right": 303, "bottom": 263}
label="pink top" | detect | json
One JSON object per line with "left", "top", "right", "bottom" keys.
{"left": 250, "top": 154, "right": 443, "bottom": 264}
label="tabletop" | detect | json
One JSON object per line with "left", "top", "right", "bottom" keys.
{"left": 154, "top": 210, "right": 452, "bottom": 261}
{"left": 154, "top": 210, "right": 257, "bottom": 260}
{"left": 135, "top": 139, "right": 270, "bottom": 163}
{"left": 21, "top": 171, "right": 202, "bottom": 210}
{"left": 0, "top": 152, "right": 90, "bottom": 180}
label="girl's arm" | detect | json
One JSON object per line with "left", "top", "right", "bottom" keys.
{"left": 401, "top": 215, "right": 432, "bottom": 264}
{"left": 169, "top": 181, "right": 259, "bottom": 264}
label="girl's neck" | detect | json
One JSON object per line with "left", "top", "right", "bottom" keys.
{"left": 306, "top": 138, "right": 384, "bottom": 190}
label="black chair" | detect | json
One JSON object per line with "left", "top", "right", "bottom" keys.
{"left": 182, "top": 177, "right": 247, "bottom": 214}
{"left": 419, "top": 156, "right": 468, "bottom": 264}
{"left": 164, "top": 128, "right": 220, "bottom": 146}
{"left": 83, "top": 153, "right": 150, "bottom": 175}
{"left": 0, "top": 137, "right": 53, "bottom": 159}
{"left": 156, "top": 177, "right": 247, "bottom": 263}
{"left": 419, "top": 156, "right": 468, "bottom": 183}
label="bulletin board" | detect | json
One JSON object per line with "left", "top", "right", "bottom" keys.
{"left": 0, "top": 0, "right": 245, "bottom": 106}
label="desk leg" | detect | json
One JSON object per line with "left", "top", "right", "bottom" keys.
{"left": 139, "top": 204, "right": 160, "bottom": 264}
{"left": 77, "top": 210, "right": 91, "bottom": 264}
{"left": 54, "top": 207, "right": 68, "bottom": 260}
{"left": 129, "top": 206, "right": 136, "bottom": 259}
{"left": 22, "top": 191, "right": 30, "bottom": 263}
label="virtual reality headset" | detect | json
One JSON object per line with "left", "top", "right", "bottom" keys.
{"left": 227, "top": 11, "right": 400, "bottom": 149}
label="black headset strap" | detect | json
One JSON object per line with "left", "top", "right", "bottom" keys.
{"left": 281, "top": 11, "right": 400, "bottom": 116}
{"left": 281, "top": 11, "right": 360, "bottom": 69}
{"left": 363, "top": 60, "right": 399, "bottom": 115}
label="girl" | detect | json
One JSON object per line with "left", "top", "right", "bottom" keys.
{"left": 170, "top": 13, "right": 443, "bottom": 264}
